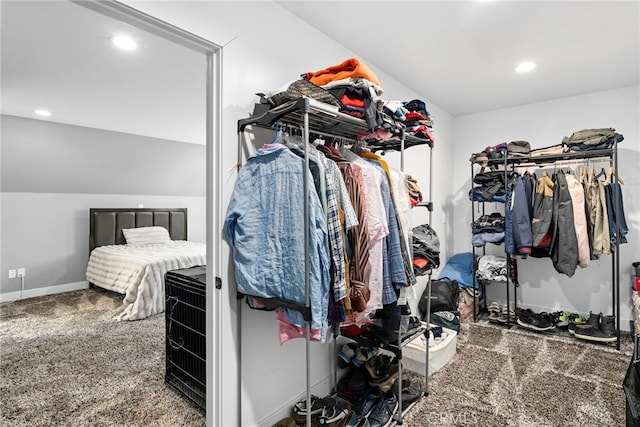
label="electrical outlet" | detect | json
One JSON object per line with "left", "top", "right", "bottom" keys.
{"left": 8, "top": 269, "right": 16, "bottom": 279}
{"left": 17, "top": 268, "right": 26, "bottom": 278}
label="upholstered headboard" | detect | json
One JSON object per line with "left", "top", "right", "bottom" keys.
{"left": 89, "top": 208, "right": 188, "bottom": 253}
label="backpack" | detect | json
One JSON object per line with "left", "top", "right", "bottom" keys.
{"left": 418, "top": 278, "right": 460, "bottom": 320}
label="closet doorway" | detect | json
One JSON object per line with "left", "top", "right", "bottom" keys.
{"left": 1, "top": 0, "right": 222, "bottom": 424}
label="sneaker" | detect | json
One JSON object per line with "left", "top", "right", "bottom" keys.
{"left": 339, "top": 342, "right": 359, "bottom": 366}
{"left": 353, "top": 346, "right": 379, "bottom": 368}
{"left": 292, "top": 395, "right": 336, "bottom": 423}
{"left": 352, "top": 386, "right": 383, "bottom": 419}
{"left": 400, "top": 382, "right": 423, "bottom": 407}
{"left": 517, "top": 309, "right": 555, "bottom": 331}
{"left": 551, "top": 310, "right": 571, "bottom": 327}
{"left": 574, "top": 324, "right": 617, "bottom": 343}
{"left": 367, "top": 390, "right": 398, "bottom": 427}
{"left": 318, "top": 399, "right": 351, "bottom": 426}
{"left": 568, "top": 313, "right": 587, "bottom": 335}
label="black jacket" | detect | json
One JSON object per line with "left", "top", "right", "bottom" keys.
{"left": 550, "top": 171, "right": 578, "bottom": 277}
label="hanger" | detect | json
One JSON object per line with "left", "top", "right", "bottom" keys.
{"left": 595, "top": 167, "right": 606, "bottom": 180}
{"left": 605, "top": 166, "right": 624, "bottom": 185}
{"left": 352, "top": 139, "right": 368, "bottom": 154}
{"left": 579, "top": 167, "right": 587, "bottom": 183}
{"left": 588, "top": 166, "right": 595, "bottom": 184}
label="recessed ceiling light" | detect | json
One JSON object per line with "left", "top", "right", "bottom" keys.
{"left": 111, "top": 35, "right": 137, "bottom": 51}
{"left": 35, "top": 109, "right": 51, "bottom": 117}
{"left": 515, "top": 61, "right": 536, "bottom": 73}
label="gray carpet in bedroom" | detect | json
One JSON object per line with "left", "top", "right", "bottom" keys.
{"left": 0, "top": 289, "right": 205, "bottom": 427}
{"left": 0, "top": 290, "right": 633, "bottom": 427}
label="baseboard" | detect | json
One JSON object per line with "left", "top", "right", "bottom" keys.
{"left": 258, "top": 372, "right": 335, "bottom": 426}
{"left": 0, "top": 281, "right": 89, "bottom": 303}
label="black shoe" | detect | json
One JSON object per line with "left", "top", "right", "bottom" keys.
{"left": 367, "top": 390, "right": 398, "bottom": 427}
{"left": 574, "top": 324, "right": 617, "bottom": 343}
{"left": 352, "top": 386, "right": 383, "bottom": 419}
{"left": 292, "top": 395, "right": 336, "bottom": 423}
{"left": 601, "top": 315, "right": 616, "bottom": 336}
{"left": 517, "top": 309, "right": 555, "bottom": 331}
{"left": 318, "top": 398, "right": 351, "bottom": 425}
{"left": 587, "top": 311, "right": 602, "bottom": 329}
{"left": 400, "top": 381, "right": 423, "bottom": 406}
{"left": 337, "top": 366, "right": 367, "bottom": 402}
{"left": 365, "top": 354, "right": 396, "bottom": 382}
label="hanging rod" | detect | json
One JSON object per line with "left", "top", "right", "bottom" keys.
{"left": 512, "top": 156, "right": 612, "bottom": 170}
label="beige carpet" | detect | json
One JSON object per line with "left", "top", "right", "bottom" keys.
{"left": 404, "top": 321, "right": 632, "bottom": 427}
{"left": 0, "top": 289, "right": 205, "bottom": 427}
{"left": 1, "top": 290, "right": 633, "bottom": 426}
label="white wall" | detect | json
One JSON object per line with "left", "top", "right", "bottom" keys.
{"left": 0, "top": 115, "right": 206, "bottom": 298}
{"left": 452, "top": 86, "right": 640, "bottom": 328}
{"left": 123, "top": 1, "right": 453, "bottom": 426}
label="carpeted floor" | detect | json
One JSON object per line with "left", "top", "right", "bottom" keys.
{"left": 0, "top": 290, "right": 633, "bottom": 426}
{"left": 404, "top": 321, "right": 633, "bottom": 427}
{"left": 0, "top": 289, "right": 205, "bottom": 427}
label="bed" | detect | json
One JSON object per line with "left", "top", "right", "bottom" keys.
{"left": 86, "top": 208, "right": 206, "bottom": 321}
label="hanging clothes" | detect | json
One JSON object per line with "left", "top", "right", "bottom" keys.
{"left": 505, "top": 176, "right": 533, "bottom": 255}
{"left": 317, "top": 145, "right": 371, "bottom": 314}
{"left": 565, "top": 173, "right": 590, "bottom": 268}
{"left": 604, "top": 181, "right": 629, "bottom": 247}
{"left": 531, "top": 171, "right": 554, "bottom": 250}
{"left": 340, "top": 148, "right": 388, "bottom": 324}
{"left": 550, "top": 171, "right": 578, "bottom": 277}
{"left": 223, "top": 144, "right": 331, "bottom": 341}
{"left": 359, "top": 151, "right": 416, "bottom": 287}
{"left": 584, "top": 174, "right": 611, "bottom": 257}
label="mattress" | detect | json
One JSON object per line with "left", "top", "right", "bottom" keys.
{"left": 86, "top": 241, "right": 206, "bottom": 321}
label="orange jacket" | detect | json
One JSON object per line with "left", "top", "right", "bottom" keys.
{"left": 305, "top": 58, "right": 380, "bottom": 86}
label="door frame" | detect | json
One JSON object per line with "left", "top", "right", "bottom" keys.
{"left": 71, "top": 1, "right": 223, "bottom": 425}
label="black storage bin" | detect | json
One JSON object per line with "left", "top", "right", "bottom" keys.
{"left": 165, "top": 265, "right": 206, "bottom": 410}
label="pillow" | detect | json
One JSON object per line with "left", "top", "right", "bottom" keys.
{"left": 122, "top": 226, "right": 171, "bottom": 246}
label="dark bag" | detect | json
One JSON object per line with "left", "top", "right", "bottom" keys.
{"left": 418, "top": 278, "right": 460, "bottom": 319}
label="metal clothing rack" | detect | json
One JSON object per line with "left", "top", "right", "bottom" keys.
{"left": 236, "top": 96, "right": 434, "bottom": 425}
{"left": 470, "top": 144, "right": 622, "bottom": 350}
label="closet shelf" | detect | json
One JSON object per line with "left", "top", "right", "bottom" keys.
{"left": 480, "top": 148, "right": 614, "bottom": 167}
{"left": 340, "top": 324, "right": 428, "bottom": 359}
{"left": 237, "top": 97, "right": 431, "bottom": 151}
{"left": 470, "top": 140, "right": 622, "bottom": 349}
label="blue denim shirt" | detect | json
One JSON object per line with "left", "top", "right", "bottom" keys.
{"left": 224, "top": 145, "right": 330, "bottom": 339}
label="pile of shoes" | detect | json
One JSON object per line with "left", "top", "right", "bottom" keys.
{"left": 469, "top": 142, "right": 508, "bottom": 165}
{"left": 515, "top": 307, "right": 617, "bottom": 343}
{"left": 335, "top": 342, "right": 424, "bottom": 426}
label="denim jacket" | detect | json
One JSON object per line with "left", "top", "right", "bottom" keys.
{"left": 224, "top": 145, "right": 330, "bottom": 339}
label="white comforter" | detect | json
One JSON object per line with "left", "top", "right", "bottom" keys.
{"left": 86, "top": 241, "right": 206, "bottom": 321}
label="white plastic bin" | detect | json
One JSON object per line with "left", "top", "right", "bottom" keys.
{"left": 403, "top": 323, "right": 457, "bottom": 376}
